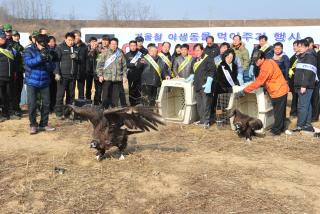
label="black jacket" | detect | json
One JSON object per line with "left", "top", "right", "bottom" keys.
{"left": 294, "top": 49, "right": 317, "bottom": 89}
{"left": 86, "top": 46, "right": 99, "bottom": 79}
{"left": 215, "top": 61, "right": 239, "bottom": 94}
{"left": 125, "top": 50, "right": 143, "bottom": 82}
{"left": 54, "top": 42, "right": 77, "bottom": 79}
{"left": 74, "top": 41, "right": 88, "bottom": 80}
{"left": 0, "top": 43, "right": 15, "bottom": 82}
{"left": 141, "top": 55, "right": 169, "bottom": 87}
{"left": 138, "top": 46, "right": 148, "bottom": 56}
{"left": 191, "top": 54, "right": 216, "bottom": 92}
{"left": 204, "top": 44, "right": 220, "bottom": 59}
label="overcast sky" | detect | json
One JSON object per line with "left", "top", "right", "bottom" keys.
{"left": 52, "top": 0, "right": 320, "bottom": 20}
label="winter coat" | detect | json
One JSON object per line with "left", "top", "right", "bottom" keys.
{"left": 74, "top": 41, "right": 88, "bottom": 80}
{"left": 172, "top": 55, "right": 193, "bottom": 78}
{"left": 294, "top": 49, "right": 317, "bottom": 89}
{"left": 215, "top": 61, "right": 240, "bottom": 94}
{"left": 231, "top": 43, "right": 250, "bottom": 71}
{"left": 54, "top": 42, "right": 77, "bottom": 79}
{"left": 0, "top": 42, "right": 15, "bottom": 82}
{"left": 125, "top": 50, "right": 143, "bottom": 82}
{"left": 141, "top": 55, "right": 169, "bottom": 87}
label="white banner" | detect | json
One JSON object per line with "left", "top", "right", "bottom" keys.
{"left": 81, "top": 26, "right": 320, "bottom": 58}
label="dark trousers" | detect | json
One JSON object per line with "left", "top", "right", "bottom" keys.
{"left": 0, "top": 81, "right": 10, "bottom": 116}
{"left": 85, "top": 75, "right": 94, "bottom": 100}
{"left": 55, "top": 78, "right": 75, "bottom": 116}
{"left": 27, "top": 85, "right": 50, "bottom": 127}
{"left": 94, "top": 79, "right": 103, "bottom": 105}
{"left": 271, "top": 94, "right": 287, "bottom": 135}
{"left": 9, "top": 75, "right": 23, "bottom": 113}
{"left": 297, "top": 89, "right": 313, "bottom": 128}
{"left": 119, "top": 83, "right": 127, "bottom": 107}
{"left": 128, "top": 78, "right": 141, "bottom": 106}
{"left": 77, "top": 78, "right": 85, "bottom": 99}
{"left": 290, "top": 91, "right": 298, "bottom": 116}
{"left": 141, "top": 84, "right": 158, "bottom": 107}
{"left": 196, "top": 89, "right": 212, "bottom": 124}
{"left": 311, "top": 81, "right": 320, "bottom": 121}
{"left": 49, "top": 74, "right": 57, "bottom": 112}
{"left": 102, "top": 81, "right": 121, "bottom": 108}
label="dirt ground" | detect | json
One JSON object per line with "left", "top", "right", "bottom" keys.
{"left": 0, "top": 113, "right": 320, "bottom": 214}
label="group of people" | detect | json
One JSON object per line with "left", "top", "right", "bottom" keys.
{"left": 0, "top": 23, "right": 319, "bottom": 136}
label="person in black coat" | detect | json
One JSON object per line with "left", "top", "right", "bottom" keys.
{"left": 54, "top": 32, "right": 77, "bottom": 119}
{"left": 213, "top": 49, "right": 240, "bottom": 117}
{"left": 86, "top": 37, "right": 102, "bottom": 105}
{"left": 288, "top": 41, "right": 299, "bottom": 117}
{"left": 204, "top": 36, "right": 220, "bottom": 59}
{"left": 125, "top": 40, "right": 143, "bottom": 106}
{"left": 73, "top": 30, "right": 88, "bottom": 100}
{"left": 0, "top": 30, "right": 15, "bottom": 122}
{"left": 189, "top": 43, "right": 216, "bottom": 129}
{"left": 140, "top": 44, "right": 171, "bottom": 106}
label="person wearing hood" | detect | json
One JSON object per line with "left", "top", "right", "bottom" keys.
{"left": 272, "top": 42, "right": 290, "bottom": 80}
{"left": 125, "top": 40, "right": 143, "bottom": 106}
{"left": 54, "top": 32, "right": 78, "bottom": 119}
{"left": 96, "top": 37, "right": 127, "bottom": 108}
{"left": 140, "top": 44, "right": 171, "bottom": 106}
{"left": 292, "top": 39, "right": 317, "bottom": 132}
{"left": 204, "top": 36, "right": 220, "bottom": 59}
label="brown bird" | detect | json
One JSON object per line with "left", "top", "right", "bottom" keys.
{"left": 228, "top": 109, "right": 263, "bottom": 141}
{"left": 67, "top": 105, "right": 165, "bottom": 160}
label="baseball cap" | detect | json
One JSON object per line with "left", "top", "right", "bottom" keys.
{"left": 3, "top": 24, "right": 12, "bottom": 32}
{"left": 12, "top": 30, "right": 20, "bottom": 36}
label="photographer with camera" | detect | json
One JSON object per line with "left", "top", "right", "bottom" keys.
{"left": 54, "top": 32, "right": 78, "bottom": 119}
{"left": 24, "top": 34, "right": 56, "bottom": 134}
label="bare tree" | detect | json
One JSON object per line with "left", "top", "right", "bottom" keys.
{"left": 100, "top": 0, "right": 156, "bottom": 21}
{"left": 3, "top": 0, "right": 53, "bottom": 19}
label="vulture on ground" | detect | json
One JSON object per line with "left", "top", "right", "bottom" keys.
{"left": 67, "top": 105, "right": 165, "bottom": 160}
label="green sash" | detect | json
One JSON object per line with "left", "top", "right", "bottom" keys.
{"left": 0, "top": 48, "right": 14, "bottom": 60}
{"left": 260, "top": 44, "right": 271, "bottom": 52}
{"left": 144, "top": 54, "right": 162, "bottom": 81}
{"left": 193, "top": 54, "right": 208, "bottom": 72}
{"left": 158, "top": 52, "right": 174, "bottom": 77}
{"left": 178, "top": 55, "right": 192, "bottom": 73}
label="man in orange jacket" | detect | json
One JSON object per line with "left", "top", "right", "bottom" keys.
{"left": 241, "top": 50, "right": 289, "bottom": 135}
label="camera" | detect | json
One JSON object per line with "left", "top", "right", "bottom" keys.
{"left": 40, "top": 47, "right": 54, "bottom": 62}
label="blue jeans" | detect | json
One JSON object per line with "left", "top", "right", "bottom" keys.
{"left": 297, "top": 89, "right": 313, "bottom": 128}
{"left": 27, "top": 85, "right": 50, "bottom": 127}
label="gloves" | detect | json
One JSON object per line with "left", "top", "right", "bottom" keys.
{"left": 235, "top": 90, "right": 245, "bottom": 98}
{"left": 185, "top": 74, "right": 194, "bottom": 82}
{"left": 202, "top": 77, "right": 213, "bottom": 94}
{"left": 248, "top": 65, "right": 255, "bottom": 80}
{"left": 55, "top": 74, "right": 61, "bottom": 81}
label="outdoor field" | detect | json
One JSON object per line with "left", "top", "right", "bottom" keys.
{"left": 0, "top": 112, "right": 320, "bottom": 214}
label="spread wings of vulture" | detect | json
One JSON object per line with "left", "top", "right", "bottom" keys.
{"left": 68, "top": 105, "right": 165, "bottom": 160}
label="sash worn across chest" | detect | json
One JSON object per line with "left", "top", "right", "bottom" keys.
{"left": 178, "top": 55, "right": 192, "bottom": 73}
{"left": 0, "top": 48, "right": 14, "bottom": 60}
{"left": 158, "top": 52, "right": 172, "bottom": 69}
{"left": 104, "top": 50, "right": 121, "bottom": 69}
{"left": 222, "top": 66, "right": 236, "bottom": 87}
{"left": 144, "top": 54, "right": 162, "bottom": 81}
{"left": 193, "top": 54, "right": 208, "bottom": 72}
{"left": 130, "top": 51, "right": 142, "bottom": 64}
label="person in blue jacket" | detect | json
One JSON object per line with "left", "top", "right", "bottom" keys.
{"left": 24, "top": 34, "right": 56, "bottom": 134}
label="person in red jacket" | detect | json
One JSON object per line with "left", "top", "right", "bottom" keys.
{"left": 241, "top": 50, "right": 289, "bottom": 135}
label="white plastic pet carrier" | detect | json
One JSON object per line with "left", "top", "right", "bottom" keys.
{"left": 227, "top": 83, "right": 274, "bottom": 133}
{"left": 157, "top": 79, "right": 199, "bottom": 124}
